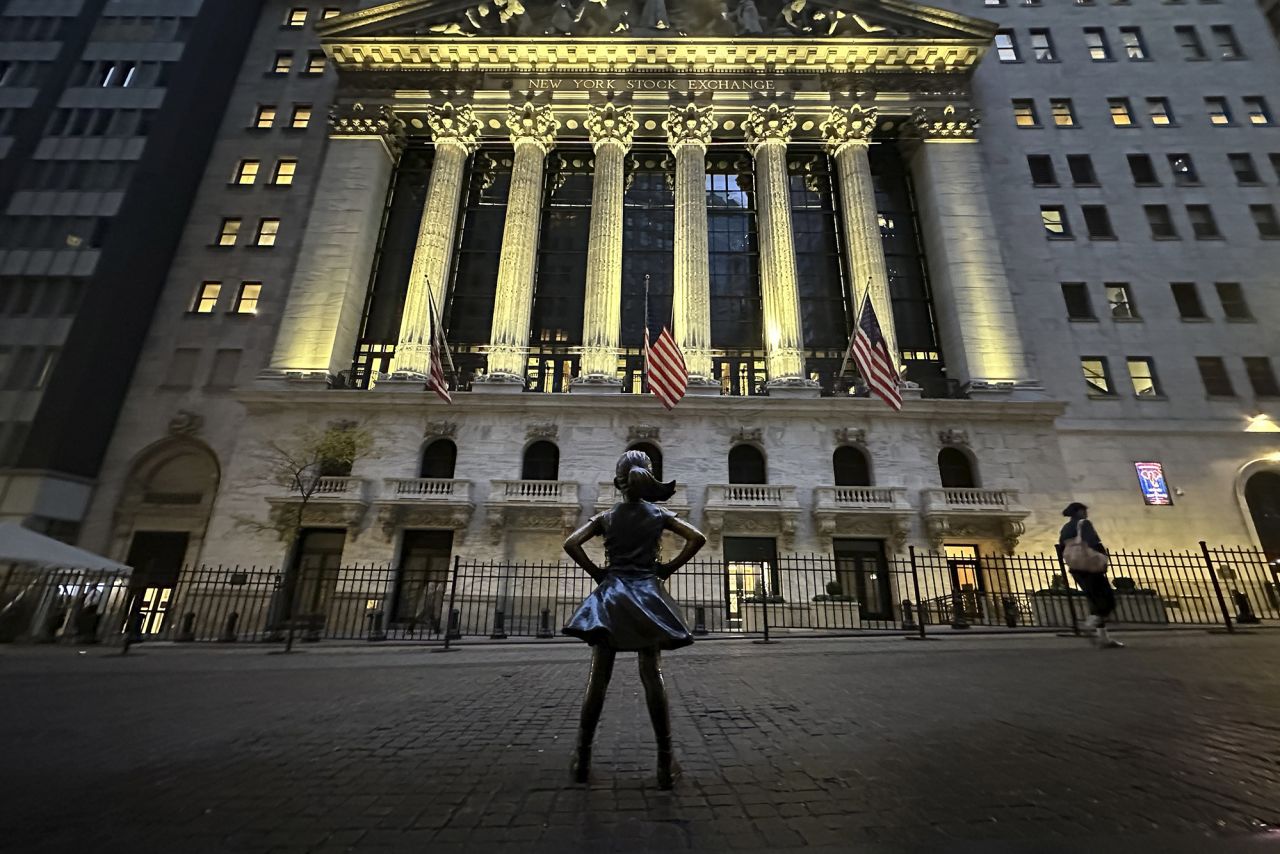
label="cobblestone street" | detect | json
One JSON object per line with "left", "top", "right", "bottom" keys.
{"left": 2, "top": 632, "right": 1280, "bottom": 853}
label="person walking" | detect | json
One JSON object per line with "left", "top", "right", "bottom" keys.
{"left": 1059, "top": 502, "right": 1124, "bottom": 649}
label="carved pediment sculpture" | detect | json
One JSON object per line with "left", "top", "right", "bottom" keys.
{"left": 527, "top": 422, "right": 559, "bottom": 440}
{"left": 938, "top": 428, "right": 969, "bottom": 447}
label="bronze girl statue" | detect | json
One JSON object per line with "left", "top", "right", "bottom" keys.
{"left": 562, "top": 450, "right": 707, "bottom": 789}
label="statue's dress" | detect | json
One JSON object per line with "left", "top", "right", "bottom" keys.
{"left": 562, "top": 500, "right": 693, "bottom": 651}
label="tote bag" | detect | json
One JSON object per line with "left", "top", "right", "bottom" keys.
{"left": 1062, "top": 521, "right": 1108, "bottom": 573}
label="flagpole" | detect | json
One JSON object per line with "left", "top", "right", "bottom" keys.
{"left": 425, "top": 278, "right": 457, "bottom": 379}
{"left": 642, "top": 273, "right": 650, "bottom": 392}
{"left": 837, "top": 275, "right": 872, "bottom": 382}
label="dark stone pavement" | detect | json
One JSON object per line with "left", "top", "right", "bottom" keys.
{"left": 2, "top": 631, "right": 1280, "bottom": 853}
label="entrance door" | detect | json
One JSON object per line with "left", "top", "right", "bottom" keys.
{"left": 833, "top": 538, "right": 891, "bottom": 621}
{"left": 124, "top": 531, "right": 189, "bottom": 637}
{"left": 392, "top": 530, "right": 453, "bottom": 635}
{"left": 944, "top": 544, "right": 984, "bottom": 624}
{"left": 723, "top": 537, "right": 777, "bottom": 627}
{"left": 292, "top": 529, "right": 346, "bottom": 628}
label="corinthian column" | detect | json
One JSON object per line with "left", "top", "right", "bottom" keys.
{"left": 663, "top": 103, "right": 716, "bottom": 387}
{"left": 908, "top": 104, "right": 1040, "bottom": 398}
{"left": 743, "top": 104, "right": 819, "bottom": 394}
{"left": 475, "top": 102, "right": 558, "bottom": 390}
{"left": 388, "top": 103, "right": 481, "bottom": 380}
{"left": 574, "top": 102, "right": 637, "bottom": 389}
{"left": 821, "top": 103, "right": 898, "bottom": 362}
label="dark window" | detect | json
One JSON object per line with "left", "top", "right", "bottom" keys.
{"left": 532, "top": 150, "right": 592, "bottom": 347}
{"left": 447, "top": 150, "right": 512, "bottom": 348}
{"left": 521, "top": 441, "right": 559, "bottom": 481}
{"left": 706, "top": 153, "right": 761, "bottom": 350}
{"left": 789, "top": 151, "right": 847, "bottom": 349}
{"left": 728, "top": 444, "right": 766, "bottom": 485}
{"left": 1210, "top": 24, "right": 1243, "bottom": 59}
{"left": 620, "top": 152, "right": 674, "bottom": 359}
{"left": 833, "top": 446, "right": 872, "bottom": 486}
{"left": 1229, "top": 153, "right": 1260, "bottom": 184}
{"left": 938, "top": 448, "right": 977, "bottom": 488}
{"left": 1245, "top": 358, "right": 1280, "bottom": 397}
{"left": 1187, "top": 205, "right": 1221, "bottom": 239}
{"left": 1168, "top": 153, "right": 1198, "bottom": 184}
{"left": 358, "top": 147, "right": 433, "bottom": 345}
{"left": 1027, "top": 154, "right": 1056, "bottom": 185}
{"left": 1061, "top": 282, "right": 1095, "bottom": 319}
{"left": 420, "top": 440, "right": 457, "bottom": 479}
{"left": 1170, "top": 282, "right": 1207, "bottom": 319}
{"left": 1215, "top": 282, "right": 1252, "bottom": 319}
{"left": 1066, "top": 154, "right": 1097, "bottom": 185}
{"left": 1175, "top": 25, "right": 1206, "bottom": 59}
{"left": 1144, "top": 205, "right": 1178, "bottom": 238}
{"left": 1271, "top": 153, "right": 1280, "bottom": 182}
{"left": 627, "top": 442, "right": 663, "bottom": 480}
{"left": 1083, "top": 206, "right": 1115, "bottom": 239}
{"left": 1196, "top": 356, "right": 1235, "bottom": 396}
{"left": 1127, "top": 153, "right": 1158, "bottom": 185}
{"left": 1251, "top": 204, "right": 1280, "bottom": 238}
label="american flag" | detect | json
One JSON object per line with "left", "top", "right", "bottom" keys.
{"left": 644, "top": 325, "right": 687, "bottom": 410}
{"left": 425, "top": 290, "right": 452, "bottom": 404}
{"left": 850, "top": 292, "right": 902, "bottom": 411}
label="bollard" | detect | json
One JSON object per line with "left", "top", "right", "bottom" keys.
{"left": 950, "top": 590, "right": 970, "bottom": 630}
{"left": 693, "top": 605, "right": 708, "bottom": 636}
{"left": 1002, "top": 597, "right": 1019, "bottom": 628}
{"left": 446, "top": 608, "right": 462, "bottom": 641}
{"left": 218, "top": 612, "right": 239, "bottom": 643}
{"left": 536, "top": 608, "right": 554, "bottom": 639}
{"left": 1232, "top": 590, "right": 1261, "bottom": 625}
{"left": 490, "top": 608, "right": 508, "bottom": 640}
{"left": 177, "top": 611, "right": 196, "bottom": 643}
{"left": 366, "top": 609, "right": 387, "bottom": 641}
{"left": 901, "top": 599, "right": 916, "bottom": 631}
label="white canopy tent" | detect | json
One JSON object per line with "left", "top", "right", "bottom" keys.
{"left": 0, "top": 523, "right": 133, "bottom": 642}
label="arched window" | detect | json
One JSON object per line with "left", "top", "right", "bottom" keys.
{"left": 627, "top": 442, "right": 663, "bottom": 480}
{"left": 1245, "top": 470, "right": 1280, "bottom": 558}
{"left": 419, "top": 439, "right": 457, "bottom": 479}
{"left": 833, "top": 446, "right": 872, "bottom": 487}
{"left": 521, "top": 441, "right": 559, "bottom": 481}
{"left": 938, "top": 447, "right": 977, "bottom": 488}
{"left": 728, "top": 444, "right": 766, "bottom": 485}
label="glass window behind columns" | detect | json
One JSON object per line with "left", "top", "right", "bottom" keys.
{"left": 788, "top": 150, "right": 847, "bottom": 351}
{"left": 530, "top": 149, "right": 592, "bottom": 348}
{"left": 868, "top": 138, "right": 947, "bottom": 397}
{"left": 706, "top": 152, "right": 762, "bottom": 350}
{"left": 620, "top": 150, "right": 675, "bottom": 350}
{"left": 446, "top": 148, "right": 513, "bottom": 349}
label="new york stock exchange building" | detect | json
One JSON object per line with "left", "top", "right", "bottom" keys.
{"left": 77, "top": 0, "right": 1280, "bottom": 636}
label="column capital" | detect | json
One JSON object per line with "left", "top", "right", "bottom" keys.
{"left": 424, "top": 102, "right": 482, "bottom": 154}
{"left": 743, "top": 103, "right": 796, "bottom": 150}
{"left": 911, "top": 103, "right": 980, "bottom": 142}
{"left": 664, "top": 103, "right": 715, "bottom": 151}
{"left": 585, "top": 102, "right": 637, "bottom": 152}
{"left": 506, "top": 102, "right": 559, "bottom": 152}
{"left": 821, "top": 103, "right": 878, "bottom": 154}
{"left": 328, "top": 103, "right": 406, "bottom": 158}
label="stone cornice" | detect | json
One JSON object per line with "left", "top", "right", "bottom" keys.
{"left": 328, "top": 103, "right": 407, "bottom": 156}
{"left": 911, "top": 102, "right": 979, "bottom": 141}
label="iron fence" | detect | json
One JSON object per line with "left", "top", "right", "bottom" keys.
{"left": 2, "top": 543, "right": 1276, "bottom": 647}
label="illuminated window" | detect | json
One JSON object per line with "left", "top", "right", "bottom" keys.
{"left": 1050, "top": 99, "right": 1076, "bottom": 127}
{"left": 1027, "top": 154, "right": 1056, "bottom": 185}
{"left": 1084, "top": 28, "right": 1110, "bottom": 61}
{"left": 254, "top": 218, "right": 280, "bottom": 247}
{"left": 192, "top": 282, "right": 220, "bottom": 313}
{"left": 1147, "top": 98, "right": 1174, "bottom": 126}
{"left": 253, "top": 105, "right": 276, "bottom": 128}
{"left": 1083, "top": 206, "right": 1115, "bottom": 239}
{"left": 995, "top": 31, "right": 1019, "bottom": 62}
{"left": 1144, "top": 205, "right": 1178, "bottom": 239}
{"left": 1012, "top": 99, "right": 1039, "bottom": 128}
{"left": 1067, "top": 154, "right": 1096, "bottom": 185}
{"left": 1127, "top": 153, "right": 1158, "bottom": 185}
{"left": 271, "top": 53, "right": 293, "bottom": 75}
{"left": 1041, "top": 205, "right": 1070, "bottom": 238}
{"left": 1229, "top": 153, "right": 1260, "bottom": 184}
{"left": 1205, "top": 96, "right": 1232, "bottom": 125}
{"left": 1210, "top": 25, "right": 1242, "bottom": 59}
{"left": 1108, "top": 98, "right": 1135, "bottom": 127}
{"left": 1061, "top": 282, "right": 1095, "bottom": 320}
{"left": 1245, "top": 358, "right": 1280, "bottom": 398}
{"left": 1105, "top": 283, "right": 1137, "bottom": 318}
{"left": 322, "top": 8, "right": 342, "bottom": 19}
{"left": 1127, "top": 358, "right": 1161, "bottom": 397}
{"left": 1081, "top": 358, "right": 1113, "bottom": 395}
{"left": 1250, "top": 204, "right": 1280, "bottom": 238}
{"left": 285, "top": 8, "right": 308, "bottom": 27}
{"left": 1030, "top": 29, "right": 1056, "bottom": 62}
{"left": 216, "top": 218, "right": 241, "bottom": 246}
{"left": 1244, "top": 97, "right": 1273, "bottom": 126}
{"left": 1196, "top": 356, "right": 1235, "bottom": 397}
{"left": 1215, "top": 282, "right": 1252, "bottom": 319}
{"left": 1168, "top": 153, "right": 1198, "bottom": 185}
{"left": 290, "top": 104, "right": 312, "bottom": 128}
{"left": 1119, "top": 27, "right": 1147, "bottom": 60}
{"left": 1170, "top": 282, "right": 1206, "bottom": 319}
{"left": 233, "top": 159, "right": 259, "bottom": 185}
{"left": 1187, "top": 205, "right": 1221, "bottom": 239}
{"left": 271, "top": 158, "right": 297, "bottom": 186}
{"left": 233, "top": 282, "right": 261, "bottom": 314}
{"left": 1175, "top": 26, "right": 1206, "bottom": 59}
{"left": 304, "top": 51, "right": 326, "bottom": 75}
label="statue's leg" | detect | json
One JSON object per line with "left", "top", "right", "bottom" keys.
{"left": 638, "top": 648, "right": 680, "bottom": 789}
{"left": 571, "top": 644, "right": 615, "bottom": 783}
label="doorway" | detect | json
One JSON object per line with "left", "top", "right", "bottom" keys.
{"left": 1245, "top": 471, "right": 1280, "bottom": 561}
{"left": 124, "top": 531, "right": 189, "bottom": 636}
{"left": 944, "top": 544, "right": 984, "bottom": 624}
{"left": 392, "top": 530, "right": 453, "bottom": 634}
{"left": 291, "top": 529, "right": 346, "bottom": 627}
{"left": 723, "top": 537, "right": 777, "bottom": 627}
{"left": 833, "top": 538, "right": 891, "bottom": 621}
